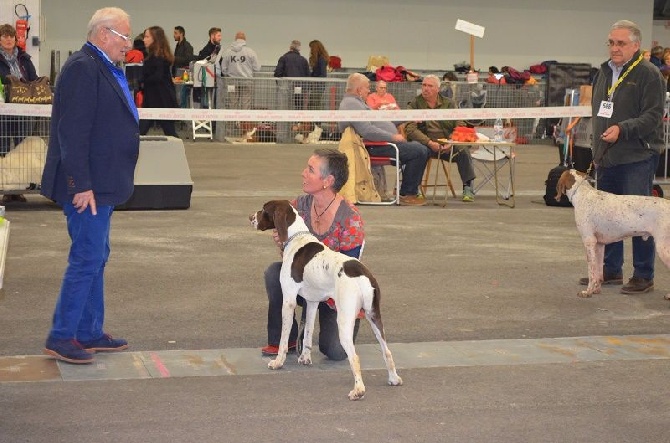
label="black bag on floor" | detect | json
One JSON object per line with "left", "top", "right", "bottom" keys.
{"left": 543, "top": 165, "right": 572, "bottom": 207}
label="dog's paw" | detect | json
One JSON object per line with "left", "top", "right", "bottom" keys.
{"left": 388, "top": 375, "right": 403, "bottom": 386}
{"left": 268, "top": 359, "right": 283, "bottom": 370}
{"left": 348, "top": 387, "right": 366, "bottom": 401}
{"left": 297, "top": 351, "right": 312, "bottom": 366}
{"left": 578, "top": 290, "right": 593, "bottom": 298}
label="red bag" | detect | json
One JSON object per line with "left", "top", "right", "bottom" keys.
{"left": 375, "top": 65, "right": 397, "bottom": 82}
{"left": 328, "top": 55, "right": 341, "bottom": 70}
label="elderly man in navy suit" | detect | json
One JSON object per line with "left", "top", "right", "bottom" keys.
{"left": 41, "top": 7, "right": 140, "bottom": 364}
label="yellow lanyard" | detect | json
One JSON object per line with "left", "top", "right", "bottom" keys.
{"left": 607, "top": 53, "right": 644, "bottom": 100}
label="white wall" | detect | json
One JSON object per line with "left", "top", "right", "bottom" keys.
{"left": 1, "top": 0, "right": 658, "bottom": 77}
{"left": 652, "top": 19, "right": 670, "bottom": 46}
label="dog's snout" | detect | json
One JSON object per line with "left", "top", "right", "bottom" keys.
{"left": 249, "top": 212, "right": 259, "bottom": 228}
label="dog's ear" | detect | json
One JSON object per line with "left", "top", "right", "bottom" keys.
{"left": 256, "top": 201, "right": 278, "bottom": 231}
{"left": 554, "top": 170, "right": 574, "bottom": 201}
{"left": 555, "top": 171, "right": 568, "bottom": 201}
{"left": 272, "top": 201, "right": 290, "bottom": 243}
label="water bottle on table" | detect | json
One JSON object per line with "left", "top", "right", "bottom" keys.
{"left": 493, "top": 117, "right": 503, "bottom": 142}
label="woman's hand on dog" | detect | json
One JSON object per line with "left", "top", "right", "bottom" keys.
{"left": 272, "top": 229, "right": 284, "bottom": 257}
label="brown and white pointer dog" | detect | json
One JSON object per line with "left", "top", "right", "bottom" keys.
{"left": 555, "top": 169, "right": 670, "bottom": 299}
{"left": 250, "top": 200, "right": 402, "bottom": 400}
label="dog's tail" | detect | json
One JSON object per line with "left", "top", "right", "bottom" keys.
{"left": 342, "top": 261, "right": 382, "bottom": 318}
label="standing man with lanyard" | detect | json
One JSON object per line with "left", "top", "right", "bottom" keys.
{"left": 580, "top": 20, "right": 665, "bottom": 294}
{"left": 40, "top": 7, "right": 140, "bottom": 363}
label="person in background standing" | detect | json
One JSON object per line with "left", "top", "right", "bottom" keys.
{"left": 40, "top": 7, "right": 139, "bottom": 364}
{"left": 274, "top": 39, "right": 309, "bottom": 110}
{"left": 580, "top": 19, "right": 665, "bottom": 294}
{"left": 197, "top": 26, "right": 222, "bottom": 61}
{"left": 220, "top": 31, "right": 261, "bottom": 138}
{"left": 172, "top": 25, "right": 193, "bottom": 76}
{"left": 307, "top": 39, "right": 328, "bottom": 110}
{"left": 193, "top": 27, "right": 222, "bottom": 105}
{"left": 140, "top": 25, "right": 179, "bottom": 137}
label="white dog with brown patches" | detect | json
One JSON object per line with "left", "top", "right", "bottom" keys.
{"left": 249, "top": 200, "right": 402, "bottom": 400}
{"left": 555, "top": 169, "right": 670, "bottom": 299}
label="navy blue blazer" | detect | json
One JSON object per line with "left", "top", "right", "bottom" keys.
{"left": 41, "top": 44, "right": 140, "bottom": 206}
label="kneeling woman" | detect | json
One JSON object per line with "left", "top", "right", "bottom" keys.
{"left": 263, "top": 148, "right": 364, "bottom": 360}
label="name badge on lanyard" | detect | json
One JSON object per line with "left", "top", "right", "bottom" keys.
{"left": 598, "top": 100, "right": 614, "bottom": 118}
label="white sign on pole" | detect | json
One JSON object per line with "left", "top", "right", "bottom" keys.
{"left": 455, "top": 19, "right": 485, "bottom": 38}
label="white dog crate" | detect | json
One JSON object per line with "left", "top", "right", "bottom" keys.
{"left": 0, "top": 111, "right": 50, "bottom": 196}
{"left": 116, "top": 136, "right": 193, "bottom": 210}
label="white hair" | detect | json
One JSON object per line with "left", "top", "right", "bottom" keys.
{"left": 423, "top": 74, "right": 440, "bottom": 87}
{"left": 345, "top": 73, "right": 368, "bottom": 93}
{"left": 86, "top": 7, "right": 130, "bottom": 40}
{"left": 611, "top": 20, "right": 641, "bottom": 43}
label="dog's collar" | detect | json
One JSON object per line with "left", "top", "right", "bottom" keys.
{"left": 570, "top": 176, "right": 592, "bottom": 196}
{"left": 282, "top": 231, "right": 311, "bottom": 250}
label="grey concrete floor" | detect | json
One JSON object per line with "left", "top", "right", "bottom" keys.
{"left": 1, "top": 140, "right": 669, "bottom": 442}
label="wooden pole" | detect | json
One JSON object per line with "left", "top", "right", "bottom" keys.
{"left": 470, "top": 35, "right": 475, "bottom": 71}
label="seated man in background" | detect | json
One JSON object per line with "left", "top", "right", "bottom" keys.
{"left": 339, "top": 73, "right": 429, "bottom": 206}
{"left": 366, "top": 80, "right": 399, "bottom": 110}
{"left": 405, "top": 74, "right": 477, "bottom": 202}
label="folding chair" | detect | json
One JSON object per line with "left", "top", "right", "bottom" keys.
{"left": 360, "top": 141, "right": 400, "bottom": 205}
{"left": 470, "top": 143, "right": 516, "bottom": 207}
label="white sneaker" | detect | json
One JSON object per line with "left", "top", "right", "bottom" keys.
{"left": 294, "top": 133, "right": 305, "bottom": 143}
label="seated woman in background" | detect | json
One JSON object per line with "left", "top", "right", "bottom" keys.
{"left": 262, "top": 148, "right": 364, "bottom": 360}
{"left": 140, "top": 26, "right": 178, "bottom": 137}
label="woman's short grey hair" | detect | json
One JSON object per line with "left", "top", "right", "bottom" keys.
{"left": 87, "top": 7, "right": 130, "bottom": 40}
{"left": 314, "top": 148, "right": 349, "bottom": 192}
{"left": 611, "top": 20, "right": 641, "bottom": 43}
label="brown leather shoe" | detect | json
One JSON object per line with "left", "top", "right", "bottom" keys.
{"left": 620, "top": 277, "right": 654, "bottom": 294}
{"left": 399, "top": 195, "right": 427, "bottom": 206}
{"left": 578, "top": 273, "right": 623, "bottom": 286}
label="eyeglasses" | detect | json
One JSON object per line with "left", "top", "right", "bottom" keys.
{"left": 106, "top": 27, "right": 132, "bottom": 43}
{"left": 606, "top": 40, "right": 631, "bottom": 48}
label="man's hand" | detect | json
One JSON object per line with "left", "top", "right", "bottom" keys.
{"left": 391, "top": 133, "right": 406, "bottom": 143}
{"left": 72, "top": 190, "right": 97, "bottom": 215}
{"left": 601, "top": 124, "right": 620, "bottom": 143}
{"left": 427, "top": 140, "right": 442, "bottom": 152}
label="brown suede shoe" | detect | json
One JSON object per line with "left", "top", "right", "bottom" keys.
{"left": 578, "top": 273, "right": 623, "bottom": 286}
{"left": 620, "top": 277, "right": 654, "bottom": 294}
{"left": 399, "top": 195, "right": 427, "bottom": 206}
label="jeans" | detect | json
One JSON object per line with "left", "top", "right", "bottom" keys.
{"left": 596, "top": 153, "right": 660, "bottom": 280}
{"left": 433, "top": 145, "right": 476, "bottom": 185}
{"left": 264, "top": 262, "right": 359, "bottom": 361}
{"left": 48, "top": 203, "right": 114, "bottom": 342}
{"left": 366, "top": 141, "right": 429, "bottom": 196}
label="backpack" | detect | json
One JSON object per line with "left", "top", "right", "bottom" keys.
{"left": 543, "top": 165, "right": 572, "bottom": 207}
{"left": 504, "top": 66, "right": 531, "bottom": 84}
